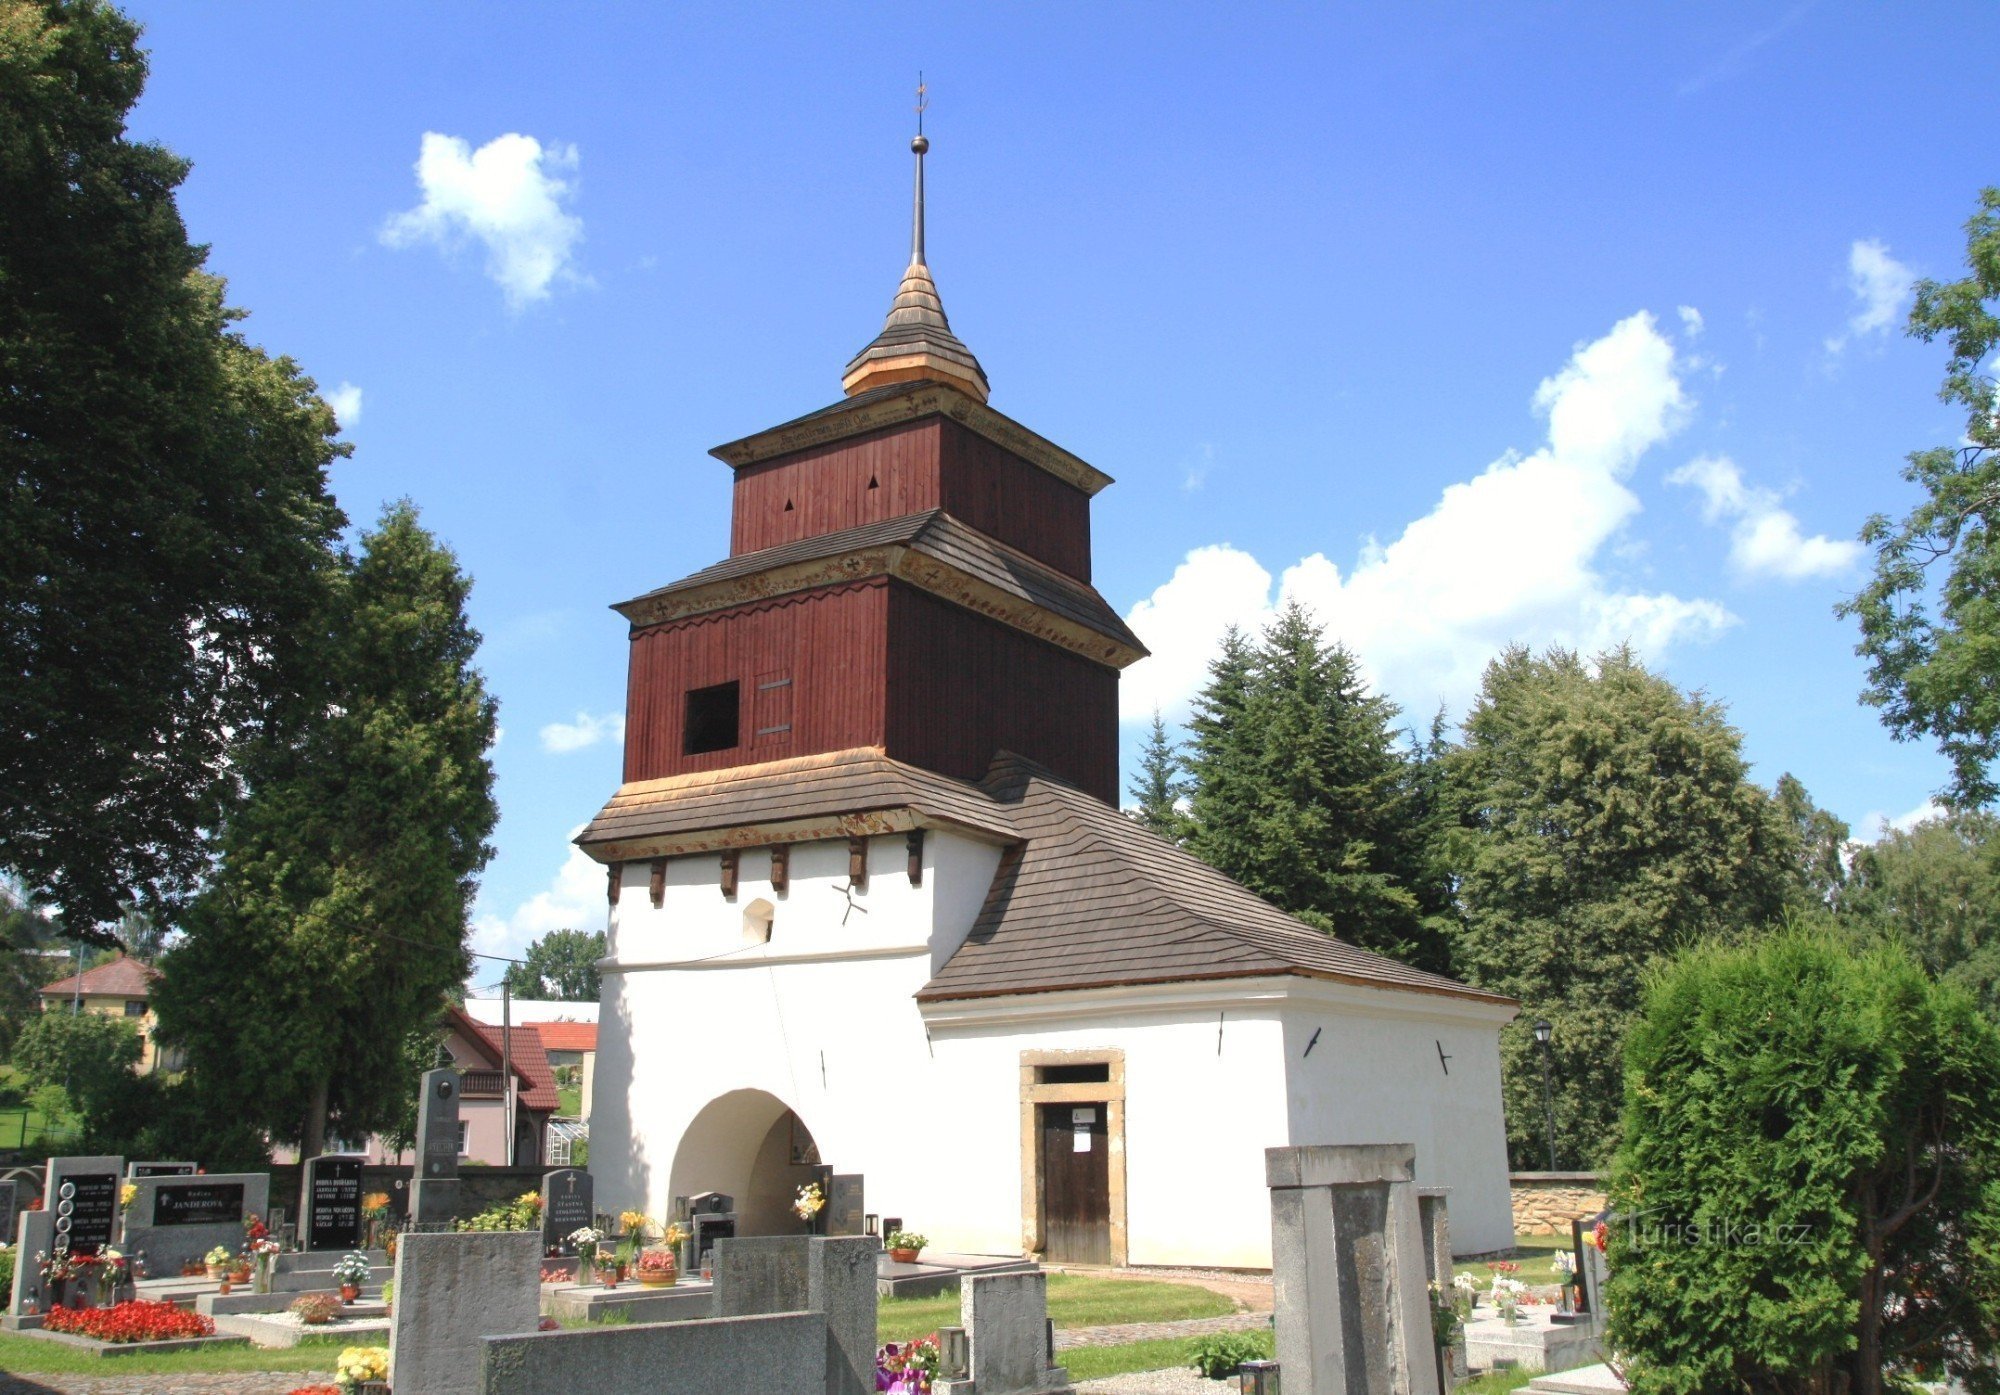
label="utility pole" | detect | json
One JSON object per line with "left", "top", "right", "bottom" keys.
{"left": 501, "top": 979, "right": 514, "bottom": 1168}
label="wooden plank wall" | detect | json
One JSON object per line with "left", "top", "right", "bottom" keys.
{"left": 729, "top": 419, "right": 1093, "bottom": 581}
{"left": 622, "top": 581, "right": 889, "bottom": 782}
{"left": 884, "top": 586, "right": 1120, "bottom": 803}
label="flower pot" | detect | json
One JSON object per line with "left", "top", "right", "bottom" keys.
{"left": 340, "top": 1283, "right": 361, "bottom": 1303}
{"left": 206, "top": 1264, "right": 226, "bottom": 1281}
{"left": 888, "top": 1248, "right": 921, "bottom": 1264}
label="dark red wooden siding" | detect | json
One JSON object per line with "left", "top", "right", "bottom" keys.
{"left": 731, "top": 422, "right": 944, "bottom": 557}
{"left": 623, "top": 581, "right": 889, "bottom": 783}
{"left": 730, "top": 419, "right": 1092, "bottom": 580}
{"left": 937, "top": 423, "right": 1092, "bottom": 582}
{"left": 883, "top": 585, "right": 1119, "bottom": 803}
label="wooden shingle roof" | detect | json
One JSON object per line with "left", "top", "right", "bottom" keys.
{"left": 916, "top": 756, "right": 1511, "bottom": 1006}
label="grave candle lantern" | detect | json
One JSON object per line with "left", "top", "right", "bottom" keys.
{"left": 1237, "top": 1359, "right": 1280, "bottom": 1394}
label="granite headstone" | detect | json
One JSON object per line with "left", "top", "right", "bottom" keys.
{"left": 541, "top": 1168, "right": 592, "bottom": 1254}
{"left": 389, "top": 1230, "right": 540, "bottom": 1395}
{"left": 120, "top": 1172, "right": 269, "bottom": 1277}
{"left": 410, "top": 1069, "right": 462, "bottom": 1227}
{"left": 303, "top": 1154, "right": 364, "bottom": 1250}
{"left": 126, "top": 1161, "right": 198, "bottom": 1178}
{"left": 826, "top": 1173, "right": 864, "bottom": 1237}
{"left": 8, "top": 1208, "right": 55, "bottom": 1317}
{"left": 46, "top": 1155, "right": 122, "bottom": 1259}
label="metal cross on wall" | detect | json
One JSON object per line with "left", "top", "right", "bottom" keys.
{"left": 831, "top": 880, "right": 869, "bottom": 925}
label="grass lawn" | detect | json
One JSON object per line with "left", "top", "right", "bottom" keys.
{"left": 1457, "top": 1234, "right": 1575, "bottom": 1287}
{"left": 557, "top": 1085, "right": 582, "bottom": 1116}
{"left": 0, "top": 1331, "right": 342, "bottom": 1376}
{"left": 878, "top": 1274, "right": 1235, "bottom": 1345}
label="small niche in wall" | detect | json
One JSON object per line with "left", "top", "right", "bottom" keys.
{"left": 1037, "top": 1062, "right": 1110, "bottom": 1084}
{"left": 743, "top": 898, "right": 775, "bottom": 947}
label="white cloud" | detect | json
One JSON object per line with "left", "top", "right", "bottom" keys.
{"left": 539, "top": 711, "right": 625, "bottom": 754}
{"left": 471, "top": 835, "right": 602, "bottom": 967}
{"left": 324, "top": 381, "right": 363, "bottom": 425}
{"left": 1677, "top": 306, "right": 1705, "bottom": 338}
{"left": 1668, "top": 454, "right": 1861, "bottom": 580}
{"left": 1825, "top": 239, "right": 1913, "bottom": 353}
{"left": 382, "top": 132, "right": 585, "bottom": 309}
{"left": 1853, "top": 797, "right": 1947, "bottom": 844}
{"left": 1120, "top": 311, "right": 1736, "bottom": 721}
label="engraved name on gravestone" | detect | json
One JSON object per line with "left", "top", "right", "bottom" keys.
{"left": 417, "top": 1069, "right": 461, "bottom": 1180}
{"left": 827, "top": 1174, "right": 865, "bottom": 1237}
{"left": 127, "top": 1161, "right": 198, "bottom": 1178}
{"left": 541, "top": 1169, "right": 593, "bottom": 1254}
{"left": 151, "top": 1182, "right": 246, "bottom": 1227}
{"left": 305, "top": 1155, "right": 364, "bottom": 1250}
{"left": 47, "top": 1156, "right": 122, "bottom": 1258}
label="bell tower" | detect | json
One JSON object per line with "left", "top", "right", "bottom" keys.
{"left": 612, "top": 117, "right": 1144, "bottom": 805}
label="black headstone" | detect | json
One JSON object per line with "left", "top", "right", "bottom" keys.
{"left": 150, "top": 1181, "right": 247, "bottom": 1227}
{"left": 415, "top": 1069, "right": 461, "bottom": 1181}
{"left": 52, "top": 1172, "right": 117, "bottom": 1257}
{"left": 826, "top": 1174, "right": 865, "bottom": 1236}
{"left": 128, "top": 1161, "right": 199, "bottom": 1178}
{"left": 304, "top": 1155, "right": 364, "bottom": 1250}
{"left": 541, "top": 1168, "right": 594, "bottom": 1254}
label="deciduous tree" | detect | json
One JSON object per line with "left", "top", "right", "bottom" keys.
{"left": 501, "top": 929, "right": 606, "bottom": 1003}
{"left": 1840, "top": 187, "right": 2000, "bottom": 805}
{"left": 1448, "top": 646, "right": 1792, "bottom": 1167}
{"left": 1843, "top": 809, "right": 2000, "bottom": 1018}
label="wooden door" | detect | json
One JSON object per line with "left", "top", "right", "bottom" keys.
{"left": 1039, "top": 1103, "right": 1110, "bottom": 1264}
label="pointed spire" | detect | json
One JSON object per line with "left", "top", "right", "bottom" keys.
{"left": 842, "top": 82, "right": 990, "bottom": 403}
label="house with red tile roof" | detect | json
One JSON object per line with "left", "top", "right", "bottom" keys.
{"left": 38, "top": 955, "right": 170, "bottom": 1073}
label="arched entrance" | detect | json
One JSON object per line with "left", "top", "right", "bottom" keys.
{"left": 667, "top": 1089, "right": 822, "bottom": 1236}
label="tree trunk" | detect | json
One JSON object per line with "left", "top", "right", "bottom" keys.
{"left": 297, "top": 1076, "right": 330, "bottom": 1232}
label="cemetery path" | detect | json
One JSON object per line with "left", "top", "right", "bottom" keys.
{"left": 1056, "top": 1309, "right": 1271, "bottom": 1350}
{"left": 0, "top": 1373, "right": 332, "bottom": 1394}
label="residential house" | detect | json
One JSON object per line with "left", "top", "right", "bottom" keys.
{"left": 37, "top": 956, "right": 171, "bottom": 1074}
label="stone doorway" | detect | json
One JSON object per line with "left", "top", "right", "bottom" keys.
{"left": 668, "top": 1088, "right": 822, "bottom": 1236}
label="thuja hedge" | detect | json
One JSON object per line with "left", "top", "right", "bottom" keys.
{"left": 1605, "top": 929, "right": 2000, "bottom": 1395}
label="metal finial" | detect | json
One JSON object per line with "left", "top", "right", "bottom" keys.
{"left": 909, "top": 75, "right": 927, "bottom": 266}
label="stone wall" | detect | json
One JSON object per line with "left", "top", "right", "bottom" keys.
{"left": 1509, "top": 1172, "right": 1605, "bottom": 1235}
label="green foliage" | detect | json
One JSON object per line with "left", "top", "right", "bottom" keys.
{"left": 12, "top": 1008, "right": 139, "bottom": 1126}
{"left": 1774, "top": 772, "right": 1850, "bottom": 909}
{"left": 0, "top": 1245, "right": 14, "bottom": 1299}
{"left": 0, "top": 0, "right": 347, "bottom": 941}
{"left": 1185, "top": 605, "right": 1449, "bottom": 970}
{"left": 570, "top": 1137, "right": 589, "bottom": 1167}
{"left": 1843, "top": 809, "right": 2000, "bottom": 1018}
{"left": 1607, "top": 929, "right": 2000, "bottom": 1395}
{"left": 1187, "top": 1330, "right": 1272, "bottom": 1379}
{"left": 456, "top": 1191, "right": 542, "bottom": 1233}
{"left": 0, "top": 890, "right": 79, "bottom": 1056}
{"left": 154, "top": 502, "right": 499, "bottom": 1155}
{"left": 1125, "top": 711, "right": 1188, "bottom": 842}
{"left": 500, "top": 928, "right": 606, "bottom": 1002}
{"left": 1840, "top": 187, "right": 2000, "bottom": 805}
{"left": 1448, "top": 646, "right": 1793, "bottom": 1167}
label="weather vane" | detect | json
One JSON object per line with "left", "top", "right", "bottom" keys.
{"left": 915, "top": 72, "right": 927, "bottom": 137}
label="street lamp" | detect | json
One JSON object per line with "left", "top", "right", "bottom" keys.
{"left": 1533, "top": 1018, "right": 1557, "bottom": 1171}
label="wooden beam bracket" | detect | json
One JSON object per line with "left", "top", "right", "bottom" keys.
{"left": 770, "top": 844, "right": 790, "bottom": 894}
{"left": 906, "top": 829, "right": 925, "bottom": 887}
{"left": 847, "top": 836, "right": 869, "bottom": 891}
{"left": 606, "top": 862, "right": 623, "bottom": 905}
{"left": 649, "top": 857, "right": 668, "bottom": 909}
{"left": 720, "top": 849, "right": 740, "bottom": 899}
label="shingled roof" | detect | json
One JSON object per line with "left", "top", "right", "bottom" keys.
{"left": 577, "top": 747, "right": 1019, "bottom": 861}
{"left": 917, "top": 755, "right": 1512, "bottom": 1007}
{"left": 40, "top": 955, "right": 160, "bottom": 1001}
{"left": 613, "top": 508, "right": 1144, "bottom": 663}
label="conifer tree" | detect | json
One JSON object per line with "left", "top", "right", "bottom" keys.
{"left": 1126, "top": 712, "right": 1188, "bottom": 842}
{"left": 1448, "top": 646, "right": 1792, "bottom": 1168}
{"left": 155, "top": 502, "right": 498, "bottom": 1158}
{"left": 1184, "top": 605, "right": 1446, "bottom": 969}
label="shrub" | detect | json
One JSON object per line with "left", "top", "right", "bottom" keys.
{"left": 456, "top": 1191, "right": 543, "bottom": 1232}
{"left": 0, "top": 1245, "right": 14, "bottom": 1298}
{"left": 43, "top": 1299, "right": 213, "bottom": 1343}
{"left": 1189, "top": 1330, "right": 1270, "bottom": 1379}
{"left": 289, "top": 1293, "right": 342, "bottom": 1325}
{"left": 1607, "top": 929, "right": 2000, "bottom": 1395}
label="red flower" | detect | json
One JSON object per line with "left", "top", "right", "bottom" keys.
{"left": 43, "top": 1300, "right": 215, "bottom": 1343}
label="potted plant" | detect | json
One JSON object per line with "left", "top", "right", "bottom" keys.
{"left": 334, "top": 1343, "right": 389, "bottom": 1394}
{"left": 567, "top": 1227, "right": 602, "bottom": 1284}
{"left": 884, "top": 1229, "right": 927, "bottom": 1264}
{"left": 290, "top": 1292, "right": 342, "bottom": 1326}
{"left": 332, "top": 1251, "right": 372, "bottom": 1303}
{"left": 205, "top": 1245, "right": 233, "bottom": 1281}
{"left": 360, "top": 1193, "right": 391, "bottom": 1249}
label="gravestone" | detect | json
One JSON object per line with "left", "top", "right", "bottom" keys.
{"left": 303, "top": 1154, "right": 364, "bottom": 1250}
{"left": 390, "top": 1230, "right": 540, "bottom": 1395}
{"left": 1416, "top": 1187, "right": 1452, "bottom": 1285}
{"left": 685, "top": 1191, "right": 735, "bottom": 1270}
{"left": 8, "top": 1208, "right": 56, "bottom": 1317}
{"left": 1577, "top": 1214, "right": 1610, "bottom": 1320}
{"left": 127, "top": 1161, "right": 198, "bottom": 1178}
{"left": 711, "top": 1235, "right": 811, "bottom": 1317}
{"left": 826, "top": 1173, "right": 865, "bottom": 1237}
{"left": 1266, "top": 1143, "right": 1440, "bottom": 1395}
{"left": 46, "top": 1155, "right": 122, "bottom": 1259}
{"left": 120, "top": 1172, "right": 269, "bottom": 1277}
{"left": 0, "top": 1179, "right": 21, "bottom": 1259}
{"left": 411, "top": 1068, "right": 462, "bottom": 1227}
{"left": 808, "top": 1236, "right": 880, "bottom": 1395}
{"left": 935, "top": 1270, "right": 1068, "bottom": 1395}
{"left": 542, "top": 1168, "right": 593, "bottom": 1255}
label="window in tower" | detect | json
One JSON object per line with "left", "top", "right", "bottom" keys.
{"left": 683, "top": 681, "right": 741, "bottom": 755}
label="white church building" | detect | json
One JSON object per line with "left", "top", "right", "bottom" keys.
{"left": 581, "top": 131, "right": 1518, "bottom": 1267}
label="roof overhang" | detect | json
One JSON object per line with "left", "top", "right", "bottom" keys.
{"left": 709, "top": 380, "right": 1114, "bottom": 497}
{"left": 917, "top": 973, "right": 1520, "bottom": 1026}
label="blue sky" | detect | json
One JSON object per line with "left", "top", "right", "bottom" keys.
{"left": 120, "top": 2, "right": 1995, "bottom": 970}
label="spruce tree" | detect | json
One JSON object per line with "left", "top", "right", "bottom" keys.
{"left": 1184, "top": 604, "right": 1445, "bottom": 968}
{"left": 1126, "top": 712, "right": 1188, "bottom": 842}
{"left": 155, "top": 502, "right": 499, "bottom": 1158}
{"left": 1448, "top": 645, "right": 1792, "bottom": 1168}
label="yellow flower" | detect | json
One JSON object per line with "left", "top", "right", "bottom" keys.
{"left": 119, "top": 1183, "right": 137, "bottom": 1211}
{"left": 618, "top": 1209, "right": 650, "bottom": 1236}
